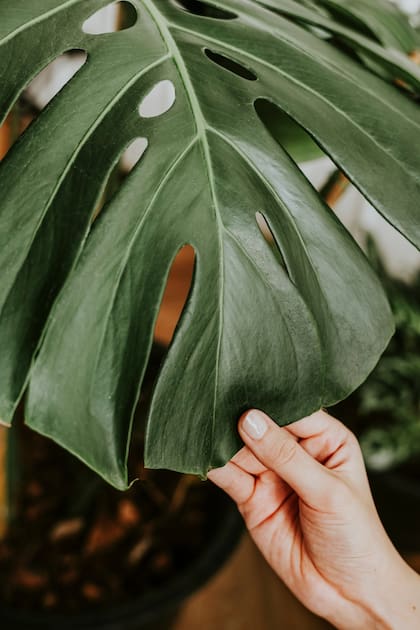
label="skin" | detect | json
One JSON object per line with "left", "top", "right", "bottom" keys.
{"left": 208, "top": 409, "right": 420, "bottom": 629}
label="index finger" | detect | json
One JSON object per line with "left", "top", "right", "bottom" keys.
{"left": 284, "top": 409, "right": 344, "bottom": 439}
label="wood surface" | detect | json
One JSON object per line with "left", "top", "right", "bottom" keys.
{"left": 173, "top": 534, "right": 333, "bottom": 630}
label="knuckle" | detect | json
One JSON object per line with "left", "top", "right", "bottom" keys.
{"left": 238, "top": 501, "right": 253, "bottom": 524}
{"left": 272, "top": 436, "right": 298, "bottom": 466}
{"left": 343, "top": 428, "right": 364, "bottom": 460}
{"left": 327, "top": 414, "right": 352, "bottom": 439}
{"left": 346, "top": 429, "right": 360, "bottom": 449}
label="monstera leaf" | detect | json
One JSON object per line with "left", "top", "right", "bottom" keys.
{"left": 0, "top": 0, "right": 419, "bottom": 488}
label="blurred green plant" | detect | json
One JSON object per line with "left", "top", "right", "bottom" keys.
{"left": 359, "top": 243, "right": 420, "bottom": 471}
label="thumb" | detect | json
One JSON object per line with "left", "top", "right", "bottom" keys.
{"left": 239, "top": 409, "right": 334, "bottom": 507}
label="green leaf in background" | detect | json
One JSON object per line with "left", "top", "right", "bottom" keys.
{"left": 259, "top": 0, "right": 420, "bottom": 89}
{"left": 256, "top": 103, "right": 325, "bottom": 163}
{"left": 0, "top": 0, "right": 419, "bottom": 487}
{"left": 316, "top": 0, "right": 420, "bottom": 52}
{"left": 355, "top": 245, "right": 420, "bottom": 470}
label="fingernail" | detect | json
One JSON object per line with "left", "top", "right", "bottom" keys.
{"left": 242, "top": 410, "right": 267, "bottom": 440}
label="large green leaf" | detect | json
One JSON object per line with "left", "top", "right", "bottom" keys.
{"left": 0, "top": 0, "right": 419, "bottom": 488}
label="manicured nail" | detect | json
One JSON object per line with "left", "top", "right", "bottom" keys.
{"left": 242, "top": 410, "right": 267, "bottom": 440}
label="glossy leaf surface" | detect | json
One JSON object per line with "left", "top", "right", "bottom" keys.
{"left": 0, "top": 0, "right": 419, "bottom": 487}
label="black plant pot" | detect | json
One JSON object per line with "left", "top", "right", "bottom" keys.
{"left": 0, "top": 492, "right": 243, "bottom": 630}
{"left": 369, "top": 468, "right": 420, "bottom": 554}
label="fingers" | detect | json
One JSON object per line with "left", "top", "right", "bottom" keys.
{"left": 286, "top": 410, "right": 366, "bottom": 481}
{"left": 231, "top": 446, "right": 268, "bottom": 476}
{"left": 208, "top": 458, "right": 295, "bottom": 530}
{"left": 207, "top": 461, "right": 256, "bottom": 505}
{"left": 209, "top": 408, "right": 368, "bottom": 512}
{"left": 238, "top": 409, "right": 335, "bottom": 506}
{"left": 284, "top": 409, "right": 342, "bottom": 440}
{"left": 207, "top": 446, "right": 266, "bottom": 507}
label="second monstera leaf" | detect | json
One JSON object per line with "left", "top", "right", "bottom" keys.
{"left": 0, "top": 0, "right": 419, "bottom": 488}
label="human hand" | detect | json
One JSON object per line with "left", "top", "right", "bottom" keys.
{"left": 208, "top": 409, "right": 420, "bottom": 629}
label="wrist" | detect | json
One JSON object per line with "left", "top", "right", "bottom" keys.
{"left": 326, "top": 551, "right": 420, "bottom": 630}
{"left": 358, "top": 554, "right": 420, "bottom": 630}
{"left": 369, "top": 558, "right": 420, "bottom": 630}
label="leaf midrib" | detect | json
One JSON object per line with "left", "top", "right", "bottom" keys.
{"left": 141, "top": 0, "right": 226, "bottom": 466}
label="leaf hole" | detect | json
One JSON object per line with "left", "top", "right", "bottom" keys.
{"left": 82, "top": 1, "right": 137, "bottom": 34}
{"left": 0, "top": 120, "right": 9, "bottom": 160}
{"left": 254, "top": 98, "right": 326, "bottom": 166}
{"left": 139, "top": 80, "right": 176, "bottom": 119}
{"left": 255, "top": 212, "right": 288, "bottom": 271}
{"left": 204, "top": 49, "right": 257, "bottom": 81}
{"left": 120, "top": 137, "right": 149, "bottom": 173}
{"left": 256, "top": 211, "right": 274, "bottom": 245}
{"left": 128, "top": 246, "right": 196, "bottom": 470}
{"left": 255, "top": 98, "right": 351, "bottom": 196}
{"left": 173, "top": 0, "right": 237, "bottom": 19}
{"left": 92, "top": 137, "right": 149, "bottom": 221}
{"left": 25, "top": 50, "right": 88, "bottom": 111}
{"left": 255, "top": 100, "right": 358, "bottom": 237}
{"left": 0, "top": 51, "right": 87, "bottom": 158}
{"left": 154, "top": 245, "right": 196, "bottom": 347}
